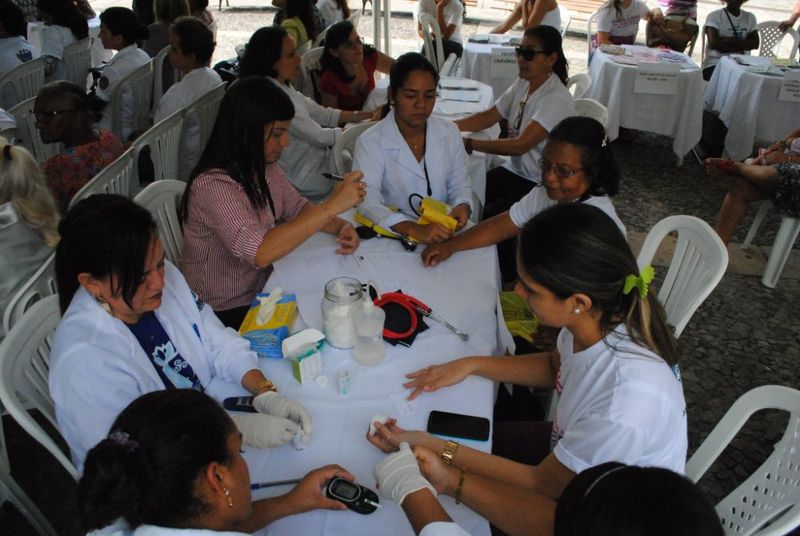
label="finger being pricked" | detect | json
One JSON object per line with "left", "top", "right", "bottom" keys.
{"left": 366, "top": 420, "right": 400, "bottom": 452}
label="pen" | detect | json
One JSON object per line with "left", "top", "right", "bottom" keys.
{"left": 250, "top": 479, "right": 301, "bottom": 490}
{"left": 323, "top": 173, "right": 344, "bottom": 181}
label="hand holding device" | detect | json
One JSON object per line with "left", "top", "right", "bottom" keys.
{"left": 325, "top": 478, "right": 381, "bottom": 514}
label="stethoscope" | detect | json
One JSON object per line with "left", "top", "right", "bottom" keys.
{"left": 407, "top": 127, "right": 433, "bottom": 216}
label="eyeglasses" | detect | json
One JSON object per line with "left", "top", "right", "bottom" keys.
{"left": 31, "top": 109, "right": 76, "bottom": 123}
{"left": 514, "top": 47, "right": 547, "bottom": 61}
{"left": 341, "top": 36, "right": 365, "bottom": 50}
{"left": 538, "top": 157, "right": 583, "bottom": 179}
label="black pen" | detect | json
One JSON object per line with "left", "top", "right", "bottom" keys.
{"left": 251, "top": 479, "right": 301, "bottom": 490}
{"left": 323, "top": 173, "right": 344, "bottom": 181}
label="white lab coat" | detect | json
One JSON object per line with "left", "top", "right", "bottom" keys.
{"left": 273, "top": 78, "right": 341, "bottom": 202}
{"left": 88, "top": 521, "right": 250, "bottom": 536}
{"left": 49, "top": 262, "right": 259, "bottom": 472}
{"left": 95, "top": 44, "right": 151, "bottom": 140}
{"left": 353, "top": 110, "right": 475, "bottom": 230}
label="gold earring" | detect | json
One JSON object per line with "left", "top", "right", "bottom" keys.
{"left": 94, "top": 295, "right": 112, "bottom": 314}
{"left": 224, "top": 487, "right": 233, "bottom": 508}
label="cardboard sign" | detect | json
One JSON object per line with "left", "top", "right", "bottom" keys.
{"left": 633, "top": 62, "right": 680, "bottom": 95}
{"left": 779, "top": 70, "right": 800, "bottom": 103}
{"left": 490, "top": 47, "right": 518, "bottom": 79}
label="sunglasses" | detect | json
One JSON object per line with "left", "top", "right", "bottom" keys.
{"left": 538, "top": 157, "right": 583, "bottom": 179}
{"left": 514, "top": 47, "right": 548, "bottom": 61}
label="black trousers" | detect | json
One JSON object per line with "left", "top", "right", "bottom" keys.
{"left": 484, "top": 166, "right": 536, "bottom": 220}
{"left": 421, "top": 38, "right": 464, "bottom": 60}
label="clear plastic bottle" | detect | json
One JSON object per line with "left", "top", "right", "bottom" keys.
{"left": 352, "top": 299, "right": 386, "bottom": 366}
{"left": 321, "top": 277, "right": 363, "bottom": 349}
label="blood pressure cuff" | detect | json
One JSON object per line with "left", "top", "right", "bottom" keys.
{"left": 377, "top": 290, "right": 428, "bottom": 347}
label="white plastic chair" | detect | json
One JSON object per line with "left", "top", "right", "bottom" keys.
{"left": 110, "top": 61, "right": 154, "bottom": 141}
{"left": 297, "top": 46, "right": 324, "bottom": 99}
{"left": 741, "top": 201, "right": 800, "bottom": 288}
{"left": 0, "top": 126, "right": 16, "bottom": 142}
{"left": 0, "top": 295, "right": 79, "bottom": 481}
{"left": 566, "top": 72, "right": 592, "bottom": 99}
{"left": 558, "top": 4, "right": 572, "bottom": 36}
{"left": 62, "top": 37, "right": 92, "bottom": 86}
{"left": 586, "top": 11, "right": 599, "bottom": 59}
{"left": 685, "top": 385, "right": 800, "bottom": 536}
{"left": 68, "top": 150, "right": 136, "bottom": 209}
{"left": 7, "top": 97, "right": 62, "bottom": 164}
{"left": 152, "top": 45, "right": 181, "bottom": 114}
{"left": 573, "top": 98, "right": 609, "bottom": 130}
{"left": 439, "top": 52, "right": 458, "bottom": 76}
{"left": 0, "top": 58, "right": 45, "bottom": 109}
{"left": 756, "top": 21, "right": 800, "bottom": 59}
{"left": 636, "top": 215, "right": 728, "bottom": 338}
{"left": 134, "top": 180, "right": 186, "bottom": 265}
{"left": 418, "top": 12, "right": 445, "bottom": 72}
{"left": 2, "top": 253, "right": 56, "bottom": 336}
{"left": 179, "top": 83, "right": 225, "bottom": 180}
{"left": 130, "top": 110, "right": 184, "bottom": 186}
{"left": 347, "top": 8, "right": 361, "bottom": 29}
{"left": 333, "top": 120, "right": 377, "bottom": 175}
{"left": 314, "top": 23, "right": 332, "bottom": 47}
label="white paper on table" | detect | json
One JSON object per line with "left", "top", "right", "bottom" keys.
{"left": 273, "top": 251, "right": 380, "bottom": 293}
{"left": 439, "top": 79, "right": 480, "bottom": 90}
{"left": 490, "top": 47, "right": 518, "bottom": 79}
{"left": 434, "top": 100, "right": 477, "bottom": 117}
{"left": 779, "top": 70, "right": 800, "bottom": 103}
{"left": 438, "top": 88, "right": 481, "bottom": 103}
{"left": 633, "top": 62, "right": 680, "bottom": 95}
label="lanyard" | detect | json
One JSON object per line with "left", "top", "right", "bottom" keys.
{"left": 421, "top": 127, "right": 432, "bottom": 196}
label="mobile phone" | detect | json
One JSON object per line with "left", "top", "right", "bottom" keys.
{"left": 324, "top": 478, "right": 380, "bottom": 515}
{"left": 426, "top": 410, "right": 490, "bottom": 441}
{"left": 222, "top": 396, "right": 257, "bottom": 413}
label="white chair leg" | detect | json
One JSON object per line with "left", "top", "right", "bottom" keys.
{"left": 0, "top": 475, "right": 57, "bottom": 536}
{"left": 761, "top": 216, "right": 800, "bottom": 288}
{"left": 742, "top": 200, "right": 771, "bottom": 249}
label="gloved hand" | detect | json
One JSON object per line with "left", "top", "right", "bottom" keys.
{"left": 230, "top": 413, "right": 299, "bottom": 449}
{"left": 374, "top": 442, "right": 436, "bottom": 505}
{"left": 253, "top": 391, "right": 313, "bottom": 440}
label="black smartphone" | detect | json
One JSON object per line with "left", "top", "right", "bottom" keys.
{"left": 324, "top": 478, "right": 380, "bottom": 515}
{"left": 222, "top": 396, "right": 257, "bottom": 413}
{"left": 427, "top": 410, "right": 490, "bottom": 441}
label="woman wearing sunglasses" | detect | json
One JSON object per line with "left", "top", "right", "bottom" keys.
{"left": 423, "top": 116, "right": 625, "bottom": 283}
{"left": 456, "top": 25, "right": 573, "bottom": 220}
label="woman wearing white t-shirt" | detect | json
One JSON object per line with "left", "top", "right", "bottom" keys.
{"left": 595, "top": 0, "right": 663, "bottom": 46}
{"left": 491, "top": 0, "right": 561, "bottom": 33}
{"left": 416, "top": 0, "right": 465, "bottom": 58}
{"left": 315, "top": 0, "right": 349, "bottom": 29}
{"left": 37, "top": 0, "right": 88, "bottom": 82}
{"left": 456, "top": 25, "right": 574, "bottom": 218}
{"left": 423, "top": 116, "right": 624, "bottom": 282}
{"left": 368, "top": 202, "right": 686, "bottom": 536}
{"left": 701, "top": 0, "right": 758, "bottom": 80}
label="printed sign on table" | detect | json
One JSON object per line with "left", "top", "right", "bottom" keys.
{"left": 490, "top": 47, "right": 517, "bottom": 79}
{"left": 633, "top": 62, "right": 680, "bottom": 95}
{"left": 779, "top": 70, "right": 800, "bottom": 103}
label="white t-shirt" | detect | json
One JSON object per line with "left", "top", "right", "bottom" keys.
{"left": 94, "top": 44, "right": 152, "bottom": 140}
{"left": 508, "top": 185, "right": 627, "bottom": 236}
{"left": 551, "top": 325, "right": 688, "bottom": 475}
{"left": 316, "top": 0, "right": 345, "bottom": 29}
{"left": 40, "top": 24, "right": 77, "bottom": 81}
{"left": 416, "top": 0, "right": 464, "bottom": 44}
{"left": 538, "top": 5, "right": 562, "bottom": 31}
{"left": 702, "top": 8, "right": 757, "bottom": 70}
{"left": 596, "top": 0, "right": 650, "bottom": 38}
{"left": 494, "top": 75, "right": 575, "bottom": 183}
{"left": 0, "top": 35, "right": 40, "bottom": 78}
{"left": 0, "top": 108, "right": 15, "bottom": 130}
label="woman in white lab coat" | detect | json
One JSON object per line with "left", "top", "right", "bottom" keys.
{"left": 352, "top": 52, "right": 474, "bottom": 244}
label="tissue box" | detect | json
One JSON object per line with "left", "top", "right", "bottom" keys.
{"left": 283, "top": 329, "right": 325, "bottom": 384}
{"left": 239, "top": 292, "right": 297, "bottom": 358}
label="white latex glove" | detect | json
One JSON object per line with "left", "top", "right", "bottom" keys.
{"left": 253, "top": 391, "right": 313, "bottom": 440}
{"left": 230, "top": 413, "right": 299, "bottom": 449}
{"left": 374, "top": 442, "right": 436, "bottom": 505}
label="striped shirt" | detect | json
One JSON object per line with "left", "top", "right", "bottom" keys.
{"left": 180, "top": 165, "right": 308, "bottom": 311}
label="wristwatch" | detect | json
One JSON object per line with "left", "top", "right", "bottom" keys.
{"left": 441, "top": 440, "right": 459, "bottom": 465}
{"left": 254, "top": 379, "right": 278, "bottom": 394}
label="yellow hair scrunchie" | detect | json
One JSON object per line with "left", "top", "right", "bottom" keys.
{"left": 622, "top": 265, "right": 655, "bottom": 299}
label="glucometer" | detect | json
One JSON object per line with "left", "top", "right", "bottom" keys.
{"left": 324, "top": 478, "right": 381, "bottom": 514}
{"left": 222, "top": 396, "right": 257, "bottom": 413}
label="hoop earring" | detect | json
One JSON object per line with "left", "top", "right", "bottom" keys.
{"left": 94, "top": 295, "right": 112, "bottom": 314}
{"left": 224, "top": 487, "right": 233, "bottom": 508}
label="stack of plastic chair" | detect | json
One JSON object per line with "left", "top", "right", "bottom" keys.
{"left": 133, "top": 180, "right": 186, "bottom": 265}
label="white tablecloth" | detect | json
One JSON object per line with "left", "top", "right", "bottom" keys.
{"left": 207, "top": 231, "right": 509, "bottom": 536}
{"left": 585, "top": 45, "right": 703, "bottom": 163}
{"left": 462, "top": 37, "right": 522, "bottom": 100}
{"left": 704, "top": 55, "right": 800, "bottom": 161}
{"left": 27, "top": 17, "right": 112, "bottom": 73}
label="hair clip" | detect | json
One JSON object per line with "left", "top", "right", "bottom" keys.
{"left": 2, "top": 145, "right": 11, "bottom": 160}
{"left": 109, "top": 431, "right": 139, "bottom": 452}
{"left": 601, "top": 137, "right": 607, "bottom": 148}
{"left": 622, "top": 264, "right": 655, "bottom": 299}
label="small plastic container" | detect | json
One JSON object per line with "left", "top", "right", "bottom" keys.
{"left": 321, "top": 277, "right": 363, "bottom": 349}
{"left": 352, "top": 299, "right": 386, "bottom": 366}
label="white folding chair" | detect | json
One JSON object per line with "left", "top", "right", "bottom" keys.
{"left": 110, "top": 61, "right": 154, "bottom": 141}
{"left": 133, "top": 180, "right": 186, "bottom": 265}
{"left": 418, "top": 12, "right": 445, "bottom": 72}
{"left": 566, "top": 72, "right": 592, "bottom": 99}
{"left": 62, "top": 37, "right": 92, "bottom": 86}
{"left": 297, "top": 46, "right": 324, "bottom": 99}
{"left": 179, "top": 83, "right": 225, "bottom": 181}
{"left": 636, "top": 215, "right": 728, "bottom": 338}
{"left": 68, "top": 150, "right": 136, "bottom": 209}
{"left": 130, "top": 110, "right": 184, "bottom": 186}
{"left": 756, "top": 21, "right": 800, "bottom": 59}
{"left": 741, "top": 201, "right": 800, "bottom": 288}
{"left": 0, "top": 58, "right": 45, "bottom": 110}
{"left": 8, "top": 97, "right": 62, "bottom": 164}
{"left": 573, "top": 98, "right": 609, "bottom": 130}
{"left": 2, "top": 253, "right": 56, "bottom": 336}
{"left": 558, "top": 4, "right": 572, "bottom": 36}
{"left": 685, "top": 385, "right": 800, "bottom": 536}
{"left": 0, "top": 295, "right": 79, "bottom": 481}
{"left": 333, "top": 120, "right": 377, "bottom": 175}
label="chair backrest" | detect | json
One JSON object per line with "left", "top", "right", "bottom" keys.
{"left": 0, "top": 126, "right": 17, "bottom": 143}
{"left": 685, "top": 385, "right": 800, "bottom": 536}
{"left": 756, "top": 21, "right": 800, "bottom": 59}
{"left": 68, "top": 150, "right": 136, "bottom": 209}
{"left": 558, "top": 4, "right": 572, "bottom": 36}
{"left": 636, "top": 215, "right": 727, "bottom": 338}
{"left": 130, "top": 110, "right": 184, "bottom": 186}
{"left": 133, "top": 180, "right": 186, "bottom": 265}
{"left": 298, "top": 46, "right": 324, "bottom": 99}
{"left": 573, "top": 98, "right": 608, "bottom": 129}
{"left": 0, "top": 295, "right": 79, "bottom": 481}
{"left": 333, "top": 120, "right": 377, "bottom": 175}
{"left": 587, "top": 11, "right": 599, "bottom": 59}
{"left": 347, "top": 8, "right": 361, "bottom": 28}
{"left": 314, "top": 22, "right": 332, "bottom": 47}
{"left": 2, "top": 253, "right": 56, "bottom": 336}
{"left": 152, "top": 45, "right": 183, "bottom": 112}
{"left": 62, "top": 37, "right": 92, "bottom": 86}
{"left": 439, "top": 52, "right": 458, "bottom": 76}
{"left": 0, "top": 58, "right": 45, "bottom": 109}
{"left": 179, "top": 83, "right": 225, "bottom": 181}
{"left": 7, "top": 97, "right": 62, "bottom": 163}
{"left": 567, "top": 72, "right": 592, "bottom": 99}
{"left": 110, "top": 61, "right": 154, "bottom": 141}
{"left": 418, "top": 12, "right": 445, "bottom": 72}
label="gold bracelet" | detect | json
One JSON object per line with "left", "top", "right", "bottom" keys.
{"left": 454, "top": 468, "right": 466, "bottom": 505}
{"left": 254, "top": 379, "right": 278, "bottom": 394}
{"left": 441, "top": 440, "right": 459, "bottom": 466}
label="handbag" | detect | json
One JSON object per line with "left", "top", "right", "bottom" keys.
{"left": 645, "top": 14, "right": 699, "bottom": 52}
